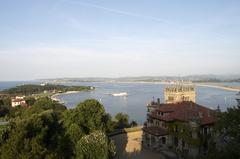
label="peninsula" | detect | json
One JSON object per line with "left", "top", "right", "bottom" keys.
{"left": 0, "top": 84, "right": 94, "bottom": 97}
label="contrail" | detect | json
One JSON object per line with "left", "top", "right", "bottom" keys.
{"left": 62, "top": 0, "right": 172, "bottom": 24}
{"left": 60, "top": 0, "right": 225, "bottom": 40}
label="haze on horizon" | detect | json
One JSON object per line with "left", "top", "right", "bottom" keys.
{"left": 0, "top": 0, "right": 240, "bottom": 81}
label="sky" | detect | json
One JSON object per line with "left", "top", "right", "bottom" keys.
{"left": 0, "top": 0, "right": 240, "bottom": 80}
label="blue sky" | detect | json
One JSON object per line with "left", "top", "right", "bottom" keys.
{"left": 0, "top": 0, "right": 240, "bottom": 80}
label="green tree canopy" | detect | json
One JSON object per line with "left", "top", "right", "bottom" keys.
{"left": 0, "top": 98, "right": 116, "bottom": 159}
{"left": 215, "top": 107, "right": 240, "bottom": 159}
{"left": 62, "top": 99, "right": 115, "bottom": 158}
{"left": 0, "top": 97, "right": 11, "bottom": 107}
{"left": 114, "top": 113, "right": 130, "bottom": 129}
{"left": 0, "top": 110, "right": 72, "bottom": 159}
{"left": 76, "top": 131, "right": 116, "bottom": 159}
{"left": 6, "top": 97, "right": 66, "bottom": 120}
{"left": 203, "top": 107, "right": 240, "bottom": 159}
{"left": 0, "top": 84, "right": 92, "bottom": 96}
{"left": 130, "top": 120, "right": 138, "bottom": 127}
{"left": 23, "top": 97, "right": 66, "bottom": 118}
{"left": 0, "top": 106, "right": 9, "bottom": 117}
{"left": 63, "top": 99, "right": 111, "bottom": 137}
{"left": 25, "top": 97, "right": 36, "bottom": 106}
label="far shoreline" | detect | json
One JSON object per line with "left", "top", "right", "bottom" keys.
{"left": 50, "top": 90, "right": 94, "bottom": 103}
{"left": 50, "top": 81, "right": 240, "bottom": 105}
{"left": 50, "top": 81, "right": 240, "bottom": 92}
{"left": 195, "top": 83, "right": 240, "bottom": 92}
{"left": 111, "top": 81, "right": 240, "bottom": 92}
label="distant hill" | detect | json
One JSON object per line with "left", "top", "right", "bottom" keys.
{"left": 39, "top": 74, "right": 240, "bottom": 83}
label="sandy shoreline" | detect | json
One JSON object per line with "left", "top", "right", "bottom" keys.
{"left": 196, "top": 83, "right": 240, "bottom": 92}
{"left": 117, "top": 81, "right": 240, "bottom": 92}
{"left": 51, "top": 91, "right": 80, "bottom": 102}
{"left": 106, "top": 81, "right": 240, "bottom": 92}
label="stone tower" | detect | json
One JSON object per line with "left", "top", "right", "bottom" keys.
{"left": 164, "top": 82, "right": 196, "bottom": 104}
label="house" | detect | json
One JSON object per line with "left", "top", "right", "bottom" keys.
{"left": 11, "top": 96, "right": 27, "bottom": 107}
{"left": 143, "top": 83, "right": 217, "bottom": 157}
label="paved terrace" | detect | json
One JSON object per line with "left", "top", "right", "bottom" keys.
{"left": 110, "top": 127, "right": 178, "bottom": 159}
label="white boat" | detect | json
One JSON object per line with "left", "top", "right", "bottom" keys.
{"left": 112, "top": 92, "right": 128, "bottom": 97}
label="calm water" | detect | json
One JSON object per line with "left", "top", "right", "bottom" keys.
{"left": 0, "top": 81, "right": 39, "bottom": 90}
{"left": 56, "top": 82, "right": 239, "bottom": 124}
{"left": 0, "top": 81, "right": 239, "bottom": 124}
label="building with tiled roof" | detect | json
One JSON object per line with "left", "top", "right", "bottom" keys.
{"left": 148, "top": 101, "right": 216, "bottom": 125}
{"left": 11, "top": 96, "right": 27, "bottom": 107}
{"left": 143, "top": 84, "right": 217, "bottom": 157}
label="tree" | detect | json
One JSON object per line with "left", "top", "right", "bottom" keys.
{"left": 130, "top": 120, "right": 138, "bottom": 127}
{"left": 0, "top": 98, "right": 116, "bottom": 159}
{"left": 114, "top": 113, "right": 130, "bottom": 129}
{"left": 63, "top": 99, "right": 111, "bottom": 137}
{"left": 0, "top": 97, "right": 11, "bottom": 107}
{"left": 21, "top": 97, "right": 66, "bottom": 119}
{"left": 102, "top": 113, "right": 114, "bottom": 133}
{"left": 215, "top": 107, "right": 240, "bottom": 159}
{"left": 7, "top": 105, "right": 25, "bottom": 119}
{"left": 76, "top": 131, "right": 116, "bottom": 159}
{"left": 202, "top": 107, "right": 240, "bottom": 159}
{"left": 0, "top": 84, "right": 92, "bottom": 96}
{"left": 0, "top": 106, "right": 9, "bottom": 117}
{"left": 0, "top": 124, "right": 10, "bottom": 145}
{"left": 25, "top": 97, "right": 36, "bottom": 106}
{"left": 0, "top": 110, "right": 72, "bottom": 159}
{"left": 32, "top": 97, "right": 66, "bottom": 112}
{"left": 65, "top": 123, "right": 83, "bottom": 147}
{"left": 62, "top": 99, "right": 115, "bottom": 158}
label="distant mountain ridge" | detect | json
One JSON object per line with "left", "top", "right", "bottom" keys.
{"left": 39, "top": 74, "right": 240, "bottom": 83}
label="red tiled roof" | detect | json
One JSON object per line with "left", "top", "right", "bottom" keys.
{"left": 12, "top": 99, "right": 25, "bottom": 102}
{"left": 149, "top": 101, "right": 217, "bottom": 125}
{"left": 143, "top": 126, "right": 168, "bottom": 136}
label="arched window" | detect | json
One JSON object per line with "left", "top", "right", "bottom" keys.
{"left": 162, "top": 137, "right": 166, "bottom": 144}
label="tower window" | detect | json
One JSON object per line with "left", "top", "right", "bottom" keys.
{"left": 168, "top": 96, "right": 174, "bottom": 101}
